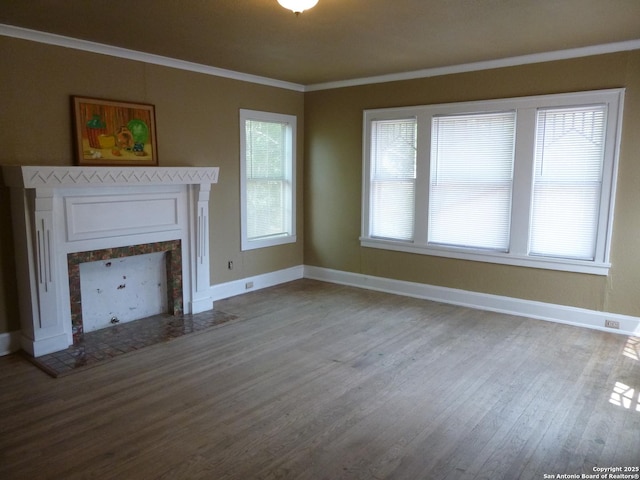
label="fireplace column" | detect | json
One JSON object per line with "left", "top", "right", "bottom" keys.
{"left": 10, "top": 187, "right": 68, "bottom": 355}
{"left": 191, "top": 183, "right": 213, "bottom": 314}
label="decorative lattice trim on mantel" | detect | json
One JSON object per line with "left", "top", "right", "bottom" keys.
{"left": 2, "top": 166, "right": 219, "bottom": 188}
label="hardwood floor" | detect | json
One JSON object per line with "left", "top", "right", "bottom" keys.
{"left": 1, "top": 279, "right": 638, "bottom": 479}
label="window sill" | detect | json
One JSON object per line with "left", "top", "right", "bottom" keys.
{"left": 360, "top": 237, "right": 610, "bottom": 276}
{"left": 242, "top": 234, "right": 297, "bottom": 252}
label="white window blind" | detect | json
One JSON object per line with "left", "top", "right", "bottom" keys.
{"left": 245, "top": 119, "right": 288, "bottom": 240}
{"left": 529, "top": 106, "right": 607, "bottom": 260}
{"left": 240, "top": 109, "right": 296, "bottom": 251}
{"left": 429, "top": 111, "right": 515, "bottom": 250}
{"left": 370, "top": 118, "right": 417, "bottom": 241}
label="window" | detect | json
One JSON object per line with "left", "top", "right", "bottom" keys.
{"left": 370, "top": 118, "right": 417, "bottom": 241}
{"left": 361, "top": 89, "right": 624, "bottom": 274}
{"left": 530, "top": 106, "right": 606, "bottom": 260}
{"left": 429, "top": 111, "right": 515, "bottom": 251}
{"left": 240, "top": 109, "right": 296, "bottom": 250}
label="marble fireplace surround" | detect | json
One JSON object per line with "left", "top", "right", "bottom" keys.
{"left": 3, "top": 165, "right": 219, "bottom": 357}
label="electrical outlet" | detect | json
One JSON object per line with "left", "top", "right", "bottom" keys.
{"left": 245, "top": 281, "right": 254, "bottom": 289}
{"left": 605, "top": 319, "right": 620, "bottom": 329}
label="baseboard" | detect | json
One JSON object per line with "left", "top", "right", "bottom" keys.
{"left": 304, "top": 266, "right": 640, "bottom": 336}
{"left": 211, "top": 265, "right": 304, "bottom": 301}
{"left": 4, "top": 262, "right": 634, "bottom": 358}
{"left": 0, "top": 266, "right": 304, "bottom": 356}
{"left": 0, "top": 330, "right": 21, "bottom": 356}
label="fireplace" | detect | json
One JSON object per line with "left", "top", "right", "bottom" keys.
{"left": 3, "top": 165, "right": 219, "bottom": 357}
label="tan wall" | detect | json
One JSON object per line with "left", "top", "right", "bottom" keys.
{"left": 1, "top": 35, "right": 639, "bottom": 338}
{"left": 304, "top": 51, "right": 640, "bottom": 316}
{"left": 0, "top": 36, "right": 304, "bottom": 334}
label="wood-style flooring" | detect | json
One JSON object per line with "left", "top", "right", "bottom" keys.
{"left": 1, "top": 279, "right": 639, "bottom": 479}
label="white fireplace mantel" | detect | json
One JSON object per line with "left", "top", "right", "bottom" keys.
{"left": 3, "top": 165, "right": 219, "bottom": 357}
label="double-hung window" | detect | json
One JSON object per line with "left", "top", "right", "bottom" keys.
{"left": 361, "top": 89, "right": 624, "bottom": 274}
{"left": 429, "top": 111, "right": 516, "bottom": 251}
{"left": 370, "top": 118, "right": 417, "bottom": 241}
{"left": 240, "top": 109, "right": 296, "bottom": 251}
{"left": 529, "top": 106, "right": 607, "bottom": 260}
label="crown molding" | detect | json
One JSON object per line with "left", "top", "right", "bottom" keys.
{"left": 2, "top": 23, "right": 639, "bottom": 93}
{"left": 305, "top": 39, "right": 640, "bottom": 91}
{"left": 0, "top": 23, "right": 306, "bottom": 92}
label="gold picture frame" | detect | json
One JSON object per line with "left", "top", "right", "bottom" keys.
{"left": 72, "top": 96, "right": 158, "bottom": 166}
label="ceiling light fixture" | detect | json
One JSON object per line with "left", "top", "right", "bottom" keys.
{"left": 277, "top": 0, "right": 319, "bottom": 15}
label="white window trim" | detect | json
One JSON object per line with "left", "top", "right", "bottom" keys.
{"left": 361, "top": 89, "right": 625, "bottom": 275}
{"left": 240, "top": 109, "right": 297, "bottom": 251}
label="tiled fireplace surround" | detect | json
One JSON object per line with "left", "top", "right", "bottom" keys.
{"left": 3, "top": 166, "right": 219, "bottom": 357}
{"left": 67, "top": 240, "right": 183, "bottom": 344}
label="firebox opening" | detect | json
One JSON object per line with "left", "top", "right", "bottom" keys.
{"left": 80, "top": 252, "right": 168, "bottom": 333}
{"left": 68, "top": 240, "right": 183, "bottom": 344}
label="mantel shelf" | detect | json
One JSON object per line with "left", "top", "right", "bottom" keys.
{"left": 2, "top": 165, "right": 219, "bottom": 189}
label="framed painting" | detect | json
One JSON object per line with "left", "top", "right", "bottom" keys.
{"left": 72, "top": 96, "right": 158, "bottom": 166}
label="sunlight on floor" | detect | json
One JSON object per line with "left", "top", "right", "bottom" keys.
{"left": 609, "top": 381, "right": 640, "bottom": 412}
{"left": 623, "top": 337, "right": 639, "bottom": 361}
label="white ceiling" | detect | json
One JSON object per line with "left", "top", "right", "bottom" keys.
{"left": 1, "top": 0, "right": 639, "bottom": 86}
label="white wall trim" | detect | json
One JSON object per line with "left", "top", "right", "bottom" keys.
{"left": 211, "top": 265, "right": 304, "bottom": 301}
{"left": 2, "top": 23, "right": 638, "bottom": 93}
{"left": 304, "top": 266, "right": 640, "bottom": 336}
{"left": 0, "top": 23, "right": 305, "bottom": 93}
{"left": 0, "top": 331, "right": 21, "bottom": 356}
{"left": 306, "top": 39, "right": 640, "bottom": 91}
{"left": 0, "top": 266, "right": 304, "bottom": 356}
{"left": 4, "top": 262, "right": 637, "bottom": 356}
